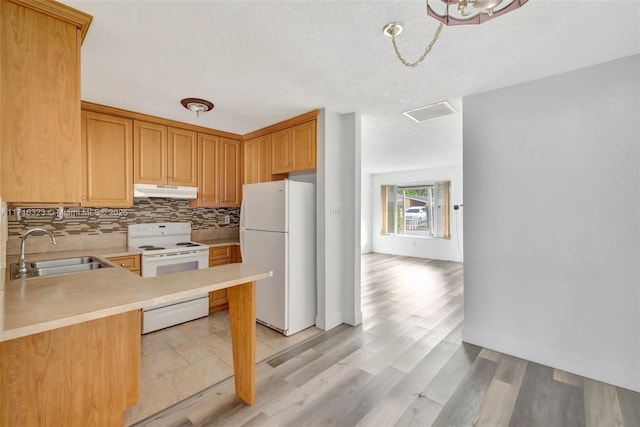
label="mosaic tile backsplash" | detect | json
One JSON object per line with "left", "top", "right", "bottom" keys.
{"left": 7, "top": 198, "right": 239, "bottom": 239}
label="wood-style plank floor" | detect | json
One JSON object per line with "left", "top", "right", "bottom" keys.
{"left": 134, "top": 253, "right": 640, "bottom": 427}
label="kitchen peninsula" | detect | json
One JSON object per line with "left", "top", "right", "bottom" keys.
{"left": 0, "top": 257, "right": 271, "bottom": 426}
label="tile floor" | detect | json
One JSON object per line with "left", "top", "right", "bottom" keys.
{"left": 124, "top": 310, "right": 322, "bottom": 425}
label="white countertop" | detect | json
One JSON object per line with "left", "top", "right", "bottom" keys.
{"left": 1, "top": 249, "right": 269, "bottom": 342}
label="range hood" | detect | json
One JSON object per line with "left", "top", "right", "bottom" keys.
{"left": 133, "top": 184, "right": 197, "bottom": 199}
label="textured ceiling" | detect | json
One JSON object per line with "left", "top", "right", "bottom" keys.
{"left": 62, "top": 1, "right": 640, "bottom": 174}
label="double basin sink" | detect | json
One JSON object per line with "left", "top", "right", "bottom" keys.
{"left": 10, "top": 256, "right": 113, "bottom": 280}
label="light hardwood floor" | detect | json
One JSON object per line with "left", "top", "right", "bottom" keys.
{"left": 133, "top": 253, "right": 640, "bottom": 427}
{"left": 126, "top": 311, "right": 321, "bottom": 424}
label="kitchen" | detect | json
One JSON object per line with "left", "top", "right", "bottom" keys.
{"left": 2, "top": 0, "right": 640, "bottom": 425}
{"left": 0, "top": 0, "right": 342, "bottom": 424}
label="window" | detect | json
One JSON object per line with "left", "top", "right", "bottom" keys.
{"left": 381, "top": 182, "right": 450, "bottom": 239}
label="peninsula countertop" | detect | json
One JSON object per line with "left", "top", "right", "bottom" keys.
{"left": 1, "top": 252, "right": 270, "bottom": 342}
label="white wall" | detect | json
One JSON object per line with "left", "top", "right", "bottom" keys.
{"left": 463, "top": 55, "right": 640, "bottom": 392}
{"left": 316, "top": 109, "right": 363, "bottom": 330}
{"left": 361, "top": 172, "right": 372, "bottom": 253}
{"left": 370, "top": 167, "right": 464, "bottom": 262}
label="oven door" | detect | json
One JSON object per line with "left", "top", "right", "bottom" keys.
{"left": 142, "top": 251, "right": 208, "bottom": 278}
{"left": 141, "top": 250, "right": 210, "bottom": 334}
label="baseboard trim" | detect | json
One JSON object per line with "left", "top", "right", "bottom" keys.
{"left": 315, "top": 312, "right": 344, "bottom": 331}
{"left": 462, "top": 326, "right": 640, "bottom": 392}
{"left": 344, "top": 310, "right": 363, "bottom": 326}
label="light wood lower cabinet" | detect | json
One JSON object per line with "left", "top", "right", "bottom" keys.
{"left": 81, "top": 111, "right": 133, "bottom": 207}
{"left": 107, "top": 254, "right": 141, "bottom": 276}
{"left": 0, "top": 310, "right": 141, "bottom": 426}
{"left": 208, "top": 245, "right": 241, "bottom": 312}
{"left": 232, "top": 245, "right": 242, "bottom": 263}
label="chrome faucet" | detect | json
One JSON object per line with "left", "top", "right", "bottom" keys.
{"left": 17, "top": 228, "right": 57, "bottom": 277}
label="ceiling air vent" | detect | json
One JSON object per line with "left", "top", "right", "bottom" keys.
{"left": 402, "top": 101, "right": 457, "bottom": 123}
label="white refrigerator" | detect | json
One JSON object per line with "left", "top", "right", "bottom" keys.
{"left": 240, "top": 180, "right": 316, "bottom": 336}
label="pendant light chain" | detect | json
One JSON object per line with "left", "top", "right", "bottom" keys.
{"left": 390, "top": 22, "right": 443, "bottom": 68}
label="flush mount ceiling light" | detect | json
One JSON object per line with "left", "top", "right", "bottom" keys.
{"left": 180, "top": 98, "right": 214, "bottom": 117}
{"left": 384, "top": 0, "right": 528, "bottom": 68}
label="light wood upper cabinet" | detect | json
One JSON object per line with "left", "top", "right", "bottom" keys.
{"left": 270, "top": 130, "right": 291, "bottom": 175}
{"left": 270, "top": 120, "right": 316, "bottom": 174}
{"left": 194, "top": 134, "right": 241, "bottom": 207}
{"left": 243, "top": 135, "right": 271, "bottom": 185}
{"left": 219, "top": 138, "right": 242, "bottom": 206}
{"left": 291, "top": 120, "right": 316, "bottom": 171}
{"left": 196, "top": 133, "right": 220, "bottom": 206}
{"left": 81, "top": 111, "right": 133, "bottom": 207}
{"left": 0, "top": 0, "right": 91, "bottom": 203}
{"left": 134, "top": 121, "right": 197, "bottom": 186}
{"left": 134, "top": 121, "right": 167, "bottom": 185}
{"left": 168, "top": 127, "right": 198, "bottom": 186}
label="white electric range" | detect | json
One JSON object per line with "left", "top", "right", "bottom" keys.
{"left": 128, "top": 222, "right": 209, "bottom": 334}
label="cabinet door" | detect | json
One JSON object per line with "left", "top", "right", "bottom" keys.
{"left": 208, "top": 256, "right": 230, "bottom": 311}
{"left": 219, "top": 138, "right": 241, "bottom": 207}
{"left": 270, "top": 129, "right": 291, "bottom": 174}
{"left": 243, "top": 138, "right": 259, "bottom": 185}
{"left": 231, "top": 245, "right": 242, "bottom": 263}
{"left": 257, "top": 135, "right": 271, "bottom": 183}
{"left": 1, "top": 1, "right": 81, "bottom": 203}
{"left": 197, "top": 133, "right": 220, "bottom": 207}
{"left": 210, "top": 246, "right": 232, "bottom": 260}
{"left": 81, "top": 111, "right": 133, "bottom": 207}
{"left": 244, "top": 135, "right": 271, "bottom": 185}
{"left": 134, "top": 121, "right": 167, "bottom": 185}
{"left": 168, "top": 127, "right": 197, "bottom": 186}
{"left": 107, "top": 255, "right": 140, "bottom": 275}
{"left": 290, "top": 121, "right": 316, "bottom": 172}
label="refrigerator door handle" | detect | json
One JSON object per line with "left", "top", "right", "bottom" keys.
{"left": 240, "top": 197, "right": 245, "bottom": 229}
{"left": 240, "top": 230, "right": 245, "bottom": 262}
{"left": 239, "top": 198, "right": 245, "bottom": 261}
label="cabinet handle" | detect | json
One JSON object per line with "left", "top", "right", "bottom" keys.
{"left": 120, "top": 263, "right": 126, "bottom": 267}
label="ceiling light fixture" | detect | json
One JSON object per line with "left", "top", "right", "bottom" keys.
{"left": 180, "top": 98, "right": 214, "bottom": 117}
{"left": 384, "top": 0, "right": 528, "bottom": 68}
{"left": 428, "top": 0, "right": 528, "bottom": 26}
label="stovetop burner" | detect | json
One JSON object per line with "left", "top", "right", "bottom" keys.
{"left": 176, "top": 242, "right": 202, "bottom": 247}
{"left": 128, "top": 223, "right": 208, "bottom": 255}
{"left": 139, "top": 245, "right": 166, "bottom": 251}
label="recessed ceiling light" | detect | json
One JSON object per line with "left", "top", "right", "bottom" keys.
{"left": 402, "top": 101, "right": 457, "bottom": 123}
{"left": 180, "top": 98, "right": 214, "bottom": 117}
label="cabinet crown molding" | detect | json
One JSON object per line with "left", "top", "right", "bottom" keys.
{"left": 81, "top": 101, "right": 243, "bottom": 140}
{"left": 8, "top": 0, "right": 93, "bottom": 42}
{"left": 242, "top": 110, "right": 320, "bottom": 141}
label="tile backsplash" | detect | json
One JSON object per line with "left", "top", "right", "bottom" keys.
{"left": 7, "top": 198, "right": 239, "bottom": 240}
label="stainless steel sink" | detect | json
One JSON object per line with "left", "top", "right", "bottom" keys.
{"left": 10, "top": 256, "right": 113, "bottom": 280}
{"left": 30, "top": 256, "right": 98, "bottom": 269}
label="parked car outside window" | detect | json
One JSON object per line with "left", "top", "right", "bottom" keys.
{"left": 405, "top": 207, "right": 426, "bottom": 221}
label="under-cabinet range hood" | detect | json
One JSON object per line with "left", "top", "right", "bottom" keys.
{"left": 133, "top": 184, "right": 197, "bottom": 199}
